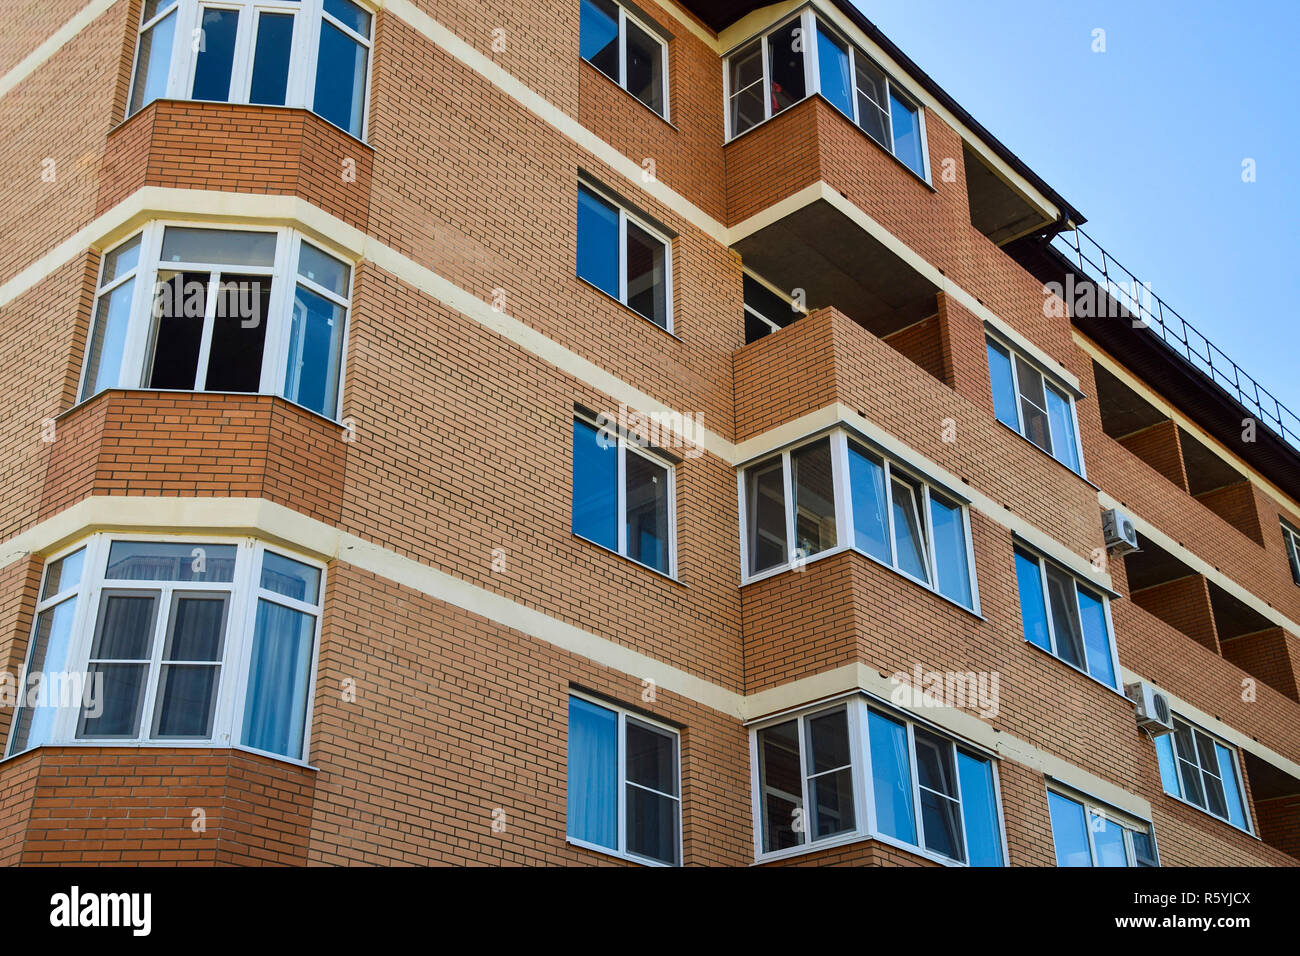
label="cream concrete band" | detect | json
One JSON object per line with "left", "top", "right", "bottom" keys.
{"left": 1120, "top": 666, "right": 1300, "bottom": 784}
{"left": 0, "top": 492, "right": 1170, "bottom": 820}
{"left": 6, "top": 0, "right": 1068, "bottom": 399}
{"left": 1101, "top": 489, "right": 1300, "bottom": 640}
{"left": 0, "top": 0, "right": 118, "bottom": 101}
{"left": 1077, "top": 332, "right": 1300, "bottom": 528}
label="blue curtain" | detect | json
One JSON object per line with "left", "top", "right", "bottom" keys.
{"left": 242, "top": 599, "right": 314, "bottom": 759}
{"left": 567, "top": 697, "right": 618, "bottom": 849}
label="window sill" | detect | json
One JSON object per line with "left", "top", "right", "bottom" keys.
{"left": 752, "top": 829, "right": 966, "bottom": 867}
{"left": 578, "top": 59, "right": 677, "bottom": 131}
{"left": 576, "top": 275, "right": 679, "bottom": 340}
{"left": 741, "top": 543, "right": 983, "bottom": 621}
{"left": 723, "top": 93, "right": 933, "bottom": 191}
{"left": 1159, "top": 788, "right": 1258, "bottom": 840}
{"left": 1021, "top": 636, "right": 1130, "bottom": 704}
{"left": 571, "top": 532, "right": 684, "bottom": 587}
{"left": 566, "top": 836, "right": 675, "bottom": 866}
{"left": 994, "top": 419, "right": 1096, "bottom": 489}
{"left": 0, "top": 740, "right": 318, "bottom": 773}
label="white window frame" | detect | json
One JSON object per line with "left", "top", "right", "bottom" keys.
{"left": 1159, "top": 715, "right": 1254, "bottom": 833}
{"left": 1282, "top": 520, "right": 1300, "bottom": 587}
{"left": 579, "top": 0, "right": 670, "bottom": 120}
{"left": 742, "top": 268, "right": 805, "bottom": 340}
{"left": 1014, "top": 545, "right": 1121, "bottom": 690}
{"left": 573, "top": 415, "right": 678, "bottom": 578}
{"left": 576, "top": 181, "right": 675, "bottom": 332}
{"left": 737, "top": 429, "right": 980, "bottom": 615}
{"left": 721, "top": 6, "right": 930, "bottom": 183}
{"left": 748, "top": 695, "right": 1008, "bottom": 866}
{"left": 77, "top": 221, "right": 354, "bottom": 422}
{"left": 566, "top": 690, "right": 682, "bottom": 867}
{"left": 1046, "top": 786, "right": 1160, "bottom": 867}
{"left": 5, "top": 534, "right": 325, "bottom": 765}
{"left": 987, "top": 334, "right": 1086, "bottom": 477}
{"left": 126, "top": 0, "right": 374, "bottom": 140}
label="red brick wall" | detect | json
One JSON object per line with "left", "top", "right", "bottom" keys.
{"left": 1130, "top": 575, "right": 1220, "bottom": 654}
{"left": 1118, "top": 420, "right": 1188, "bottom": 492}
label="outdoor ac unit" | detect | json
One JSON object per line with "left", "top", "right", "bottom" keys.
{"left": 1126, "top": 682, "right": 1174, "bottom": 736}
{"left": 1102, "top": 508, "right": 1140, "bottom": 555}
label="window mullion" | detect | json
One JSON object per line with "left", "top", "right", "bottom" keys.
{"left": 1038, "top": 558, "right": 1059, "bottom": 657}
{"left": 138, "top": 584, "right": 174, "bottom": 742}
{"left": 796, "top": 714, "right": 812, "bottom": 847}
{"left": 616, "top": 7, "right": 627, "bottom": 89}
{"left": 617, "top": 711, "right": 628, "bottom": 856}
{"left": 853, "top": 699, "right": 872, "bottom": 838}
{"left": 616, "top": 438, "right": 628, "bottom": 557}
{"left": 906, "top": 722, "right": 925, "bottom": 850}
{"left": 782, "top": 451, "right": 796, "bottom": 567}
{"left": 831, "top": 432, "right": 851, "bottom": 552}
{"left": 949, "top": 742, "right": 968, "bottom": 863}
{"left": 802, "top": 9, "right": 818, "bottom": 102}
{"left": 193, "top": 270, "right": 222, "bottom": 391}
{"left": 921, "top": 484, "right": 938, "bottom": 588}
{"left": 760, "top": 34, "right": 772, "bottom": 122}
{"left": 1005, "top": 344, "right": 1025, "bottom": 435}
{"left": 882, "top": 459, "right": 898, "bottom": 568}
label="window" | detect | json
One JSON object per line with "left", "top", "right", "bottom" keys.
{"left": 579, "top": 0, "right": 668, "bottom": 118}
{"left": 1047, "top": 789, "right": 1158, "bottom": 867}
{"left": 7, "top": 537, "right": 324, "bottom": 762}
{"left": 1013, "top": 546, "right": 1118, "bottom": 688}
{"left": 753, "top": 697, "right": 1005, "bottom": 865}
{"left": 567, "top": 694, "right": 680, "bottom": 865}
{"left": 724, "top": 10, "right": 928, "bottom": 179}
{"left": 1155, "top": 717, "right": 1251, "bottom": 831}
{"left": 743, "top": 272, "right": 801, "bottom": 343}
{"left": 576, "top": 183, "right": 673, "bottom": 330}
{"left": 986, "top": 337, "right": 1083, "bottom": 474}
{"left": 79, "top": 224, "right": 353, "bottom": 420}
{"left": 572, "top": 417, "right": 675, "bottom": 576}
{"left": 127, "top": 0, "right": 373, "bottom": 138}
{"left": 1282, "top": 520, "right": 1300, "bottom": 587}
{"left": 740, "top": 430, "right": 979, "bottom": 611}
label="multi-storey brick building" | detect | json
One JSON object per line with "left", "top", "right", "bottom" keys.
{"left": 0, "top": 0, "right": 1296, "bottom": 867}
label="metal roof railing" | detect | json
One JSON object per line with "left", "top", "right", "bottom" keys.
{"left": 1051, "top": 227, "right": 1300, "bottom": 451}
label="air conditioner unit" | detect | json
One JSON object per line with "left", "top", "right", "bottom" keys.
{"left": 1126, "top": 682, "right": 1174, "bottom": 736}
{"left": 1102, "top": 508, "right": 1140, "bottom": 555}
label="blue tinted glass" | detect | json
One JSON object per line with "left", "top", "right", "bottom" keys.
{"left": 579, "top": 0, "right": 619, "bottom": 80}
{"left": 130, "top": 10, "right": 177, "bottom": 114}
{"left": 572, "top": 420, "right": 617, "bottom": 549}
{"left": 324, "top": 0, "right": 371, "bottom": 36}
{"left": 1091, "top": 812, "right": 1128, "bottom": 866}
{"left": 314, "top": 20, "right": 368, "bottom": 136}
{"left": 260, "top": 552, "right": 321, "bottom": 604}
{"left": 1048, "top": 792, "right": 1092, "bottom": 866}
{"left": 929, "top": 494, "right": 972, "bottom": 608}
{"left": 191, "top": 8, "right": 240, "bottom": 101}
{"left": 286, "top": 285, "right": 346, "bottom": 416}
{"left": 848, "top": 444, "right": 890, "bottom": 562}
{"left": 890, "top": 91, "right": 925, "bottom": 176}
{"left": 567, "top": 697, "right": 618, "bottom": 849}
{"left": 577, "top": 186, "right": 619, "bottom": 297}
{"left": 868, "top": 711, "right": 916, "bottom": 845}
{"left": 1214, "top": 744, "right": 1248, "bottom": 830}
{"left": 986, "top": 341, "right": 1019, "bottom": 430}
{"left": 1155, "top": 733, "right": 1181, "bottom": 797}
{"left": 890, "top": 481, "right": 929, "bottom": 582}
{"left": 241, "top": 599, "right": 314, "bottom": 759}
{"left": 956, "top": 751, "right": 1002, "bottom": 866}
{"left": 1014, "top": 551, "right": 1051, "bottom": 650}
{"left": 249, "top": 13, "right": 294, "bottom": 106}
{"left": 1077, "top": 588, "right": 1116, "bottom": 687}
{"left": 625, "top": 453, "right": 669, "bottom": 573}
{"left": 1046, "top": 387, "right": 1081, "bottom": 473}
{"left": 83, "top": 277, "right": 136, "bottom": 400}
{"left": 816, "top": 27, "right": 853, "bottom": 116}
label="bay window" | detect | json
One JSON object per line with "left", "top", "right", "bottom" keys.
{"left": 579, "top": 0, "right": 668, "bottom": 118}
{"left": 576, "top": 183, "right": 673, "bottom": 330}
{"left": 986, "top": 336, "right": 1084, "bottom": 475}
{"left": 572, "top": 417, "right": 676, "bottom": 576}
{"left": 7, "top": 536, "right": 324, "bottom": 762}
{"left": 1047, "top": 788, "right": 1158, "bottom": 867}
{"left": 740, "top": 429, "right": 979, "bottom": 612}
{"left": 753, "top": 696, "right": 1005, "bottom": 865}
{"left": 127, "top": 0, "right": 373, "bottom": 138}
{"left": 79, "top": 223, "right": 353, "bottom": 420}
{"left": 1013, "top": 545, "right": 1119, "bottom": 688}
{"left": 567, "top": 693, "right": 680, "bottom": 865}
{"left": 1155, "top": 716, "right": 1251, "bottom": 831}
{"left": 724, "top": 8, "right": 928, "bottom": 179}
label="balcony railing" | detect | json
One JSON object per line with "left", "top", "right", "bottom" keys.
{"left": 1051, "top": 227, "right": 1300, "bottom": 451}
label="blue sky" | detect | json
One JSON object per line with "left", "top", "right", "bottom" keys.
{"left": 854, "top": 0, "right": 1300, "bottom": 414}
